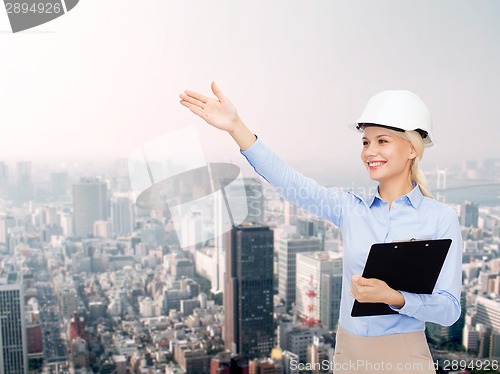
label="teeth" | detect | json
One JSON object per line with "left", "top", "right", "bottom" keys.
{"left": 369, "top": 161, "right": 385, "bottom": 167}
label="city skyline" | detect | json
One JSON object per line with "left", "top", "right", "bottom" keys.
{"left": 0, "top": 156, "right": 499, "bottom": 371}
{"left": 0, "top": 154, "right": 500, "bottom": 191}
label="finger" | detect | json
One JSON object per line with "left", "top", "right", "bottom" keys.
{"left": 356, "top": 277, "right": 373, "bottom": 287}
{"left": 351, "top": 274, "right": 361, "bottom": 284}
{"left": 350, "top": 282, "right": 358, "bottom": 294}
{"left": 211, "top": 81, "right": 225, "bottom": 102}
{"left": 180, "top": 94, "right": 205, "bottom": 109}
{"left": 180, "top": 100, "right": 196, "bottom": 109}
{"left": 189, "top": 105, "right": 208, "bottom": 119}
{"left": 181, "top": 102, "right": 208, "bottom": 120}
{"left": 184, "top": 90, "right": 208, "bottom": 104}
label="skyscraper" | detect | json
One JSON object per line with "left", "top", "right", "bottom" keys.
{"left": 320, "top": 272, "right": 343, "bottom": 331}
{"left": 16, "top": 162, "right": 31, "bottom": 202}
{"left": 224, "top": 223, "right": 274, "bottom": 360}
{"left": 475, "top": 296, "right": 500, "bottom": 333}
{"left": 50, "top": 172, "right": 69, "bottom": 199}
{"left": 0, "top": 215, "right": 16, "bottom": 245}
{"left": 306, "top": 336, "right": 333, "bottom": 374}
{"left": 0, "top": 269, "right": 28, "bottom": 374}
{"left": 460, "top": 201, "right": 479, "bottom": 228}
{"left": 72, "top": 178, "right": 108, "bottom": 238}
{"left": 110, "top": 196, "right": 134, "bottom": 236}
{"left": 243, "top": 178, "right": 264, "bottom": 224}
{"left": 278, "top": 238, "right": 322, "bottom": 311}
{"left": 0, "top": 215, "right": 16, "bottom": 254}
{"left": 295, "top": 252, "right": 342, "bottom": 326}
{"left": 426, "top": 291, "right": 466, "bottom": 347}
{"left": 0, "top": 162, "right": 9, "bottom": 199}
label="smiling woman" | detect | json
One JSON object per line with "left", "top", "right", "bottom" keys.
{"left": 361, "top": 127, "right": 419, "bottom": 204}
{"left": 179, "top": 83, "right": 462, "bottom": 374}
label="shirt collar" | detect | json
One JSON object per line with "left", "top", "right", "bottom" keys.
{"left": 360, "top": 182, "right": 424, "bottom": 209}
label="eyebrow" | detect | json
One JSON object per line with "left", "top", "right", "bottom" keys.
{"left": 361, "top": 134, "right": 392, "bottom": 140}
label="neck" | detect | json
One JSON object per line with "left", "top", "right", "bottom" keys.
{"left": 378, "top": 178, "right": 414, "bottom": 207}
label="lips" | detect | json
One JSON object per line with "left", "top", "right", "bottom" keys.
{"left": 368, "top": 161, "right": 386, "bottom": 169}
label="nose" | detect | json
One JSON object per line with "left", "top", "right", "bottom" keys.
{"left": 364, "top": 142, "right": 379, "bottom": 159}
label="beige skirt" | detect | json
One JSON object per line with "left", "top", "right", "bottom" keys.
{"left": 333, "top": 325, "right": 436, "bottom": 374}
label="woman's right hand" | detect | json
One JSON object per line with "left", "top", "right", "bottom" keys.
{"left": 180, "top": 81, "right": 241, "bottom": 134}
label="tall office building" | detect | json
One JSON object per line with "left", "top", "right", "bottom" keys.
{"left": 212, "top": 178, "right": 248, "bottom": 293}
{"left": 16, "top": 162, "right": 32, "bottom": 202}
{"left": 306, "top": 336, "right": 333, "bottom": 374}
{"left": 320, "top": 272, "right": 343, "bottom": 331}
{"left": 278, "top": 237, "right": 322, "bottom": 311}
{"left": 295, "top": 252, "right": 342, "bottom": 326}
{"left": 0, "top": 269, "right": 28, "bottom": 374}
{"left": 277, "top": 321, "right": 324, "bottom": 363}
{"left": 297, "top": 219, "right": 318, "bottom": 237}
{"left": 243, "top": 178, "right": 264, "bottom": 224}
{"left": 50, "top": 172, "right": 69, "bottom": 199}
{"left": 283, "top": 201, "right": 298, "bottom": 226}
{"left": 297, "top": 219, "right": 325, "bottom": 248}
{"left": 0, "top": 215, "right": 16, "bottom": 245}
{"left": 60, "top": 289, "right": 78, "bottom": 319}
{"left": 426, "top": 291, "right": 466, "bottom": 346}
{"left": 475, "top": 296, "right": 500, "bottom": 332}
{"left": 0, "top": 215, "right": 16, "bottom": 254}
{"left": 111, "top": 196, "right": 134, "bottom": 236}
{"left": 224, "top": 223, "right": 274, "bottom": 360}
{"left": 0, "top": 162, "right": 8, "bottom": 199}
{"left": 460, "top": 201, "right": 479, "bottom": 228}
{"left": 72, "top": 178, "right": 108, "bottom": 238}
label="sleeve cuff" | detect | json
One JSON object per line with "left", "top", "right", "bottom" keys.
{"left": 388, "top": 291, "right": 421, "bottom": 316}
{"left": 240, "top": 137, "right": 269, "bottom": 165}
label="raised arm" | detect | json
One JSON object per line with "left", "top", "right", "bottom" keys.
{"left": 180, "top": 82, "right": 349, "bottom": 227}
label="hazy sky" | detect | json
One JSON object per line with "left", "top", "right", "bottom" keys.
{"left": 1, "top": 1, "right": 499, "bottom": 185}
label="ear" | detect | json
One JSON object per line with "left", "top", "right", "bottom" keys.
{"left": 408, "top": 144, "right": 418, "bottom": 160}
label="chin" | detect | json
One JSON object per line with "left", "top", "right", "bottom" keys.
{"left": 366, "top": 172, "right": 382, "bottom": 182}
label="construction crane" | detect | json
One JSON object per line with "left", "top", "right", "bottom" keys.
{"left": 301, "top": 274, "right": 322, "bottom": 327}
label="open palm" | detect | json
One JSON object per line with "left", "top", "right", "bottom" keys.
{"left": 180, "top": 82, "right": 240, "bottom": 133}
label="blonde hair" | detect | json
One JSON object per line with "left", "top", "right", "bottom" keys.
{"left": 386, "top": 129, "right": 434, "bottom": 199}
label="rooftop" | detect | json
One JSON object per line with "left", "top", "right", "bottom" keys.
{"left": 0, "top": 270, "right": 20, "bottom": 285}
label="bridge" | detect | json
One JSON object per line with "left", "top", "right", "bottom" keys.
{"left": 432, "top": 183, "right": 500, "bottom": 206}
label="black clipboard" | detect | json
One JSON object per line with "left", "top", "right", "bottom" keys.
{"left": 351, "top": 238, "right": 452, "bottom": 317}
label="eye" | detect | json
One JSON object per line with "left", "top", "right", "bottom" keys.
{"left": 378, "top": 139, "right": 388, "bottom": 144}
{"left": 362, "top": 140, "right": 369, "bottom": 146}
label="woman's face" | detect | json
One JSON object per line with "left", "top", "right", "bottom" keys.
{"left": 360, "top": 126, "right": 417, "bottom": 184}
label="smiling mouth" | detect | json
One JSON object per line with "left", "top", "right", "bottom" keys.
{"left": 368, "top": 161, "right": 386, "bottom": 167}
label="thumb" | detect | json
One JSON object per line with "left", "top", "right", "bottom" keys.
{"left": 211, "top": 81, "right": 225, "bottom": 102}
{"left": 352, "top": 275, "right": 369, "bottom": 286}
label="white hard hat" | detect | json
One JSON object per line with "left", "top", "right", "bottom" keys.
{"left": 348, "top": 90, "right": 435, "bottom": 148}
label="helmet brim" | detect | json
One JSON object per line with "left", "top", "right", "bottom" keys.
{"left": 347, "top": 122, "right": 435, "bottom": 148}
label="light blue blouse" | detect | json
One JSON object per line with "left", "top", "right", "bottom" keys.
{"left": 241, "top": 138, "right": 463, "bottom": 337}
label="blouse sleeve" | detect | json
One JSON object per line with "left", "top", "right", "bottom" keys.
{"left": 389, "top": 206, "right": 463, "bottom": 326}
{"left": 241, "top": 138, "right": 348, "bottom": 228}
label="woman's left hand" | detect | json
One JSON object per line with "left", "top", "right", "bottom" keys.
{"left": 349, "top": 275, "right": 405, "bottom": 308}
